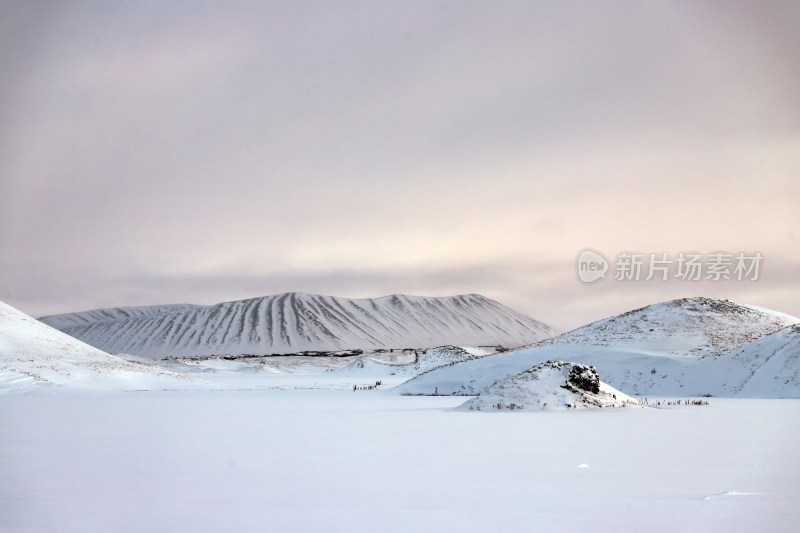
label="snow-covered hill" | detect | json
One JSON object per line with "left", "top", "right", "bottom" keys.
{"left": 0, "top": 301, "right": 188, "bottom": 390}
{"left": 400, "top": 298, "right": 800, "bottom": 398}
{"left": 393, "top": 345, "right": 484, "bottom": 377}
{"left": 457, "top": 361, "right": 640, "bottom": 411}
{"left": 39, "top": 293, "right": 557, "bottom": 358}
{"left": 542, "top": 297, "right": 798, "bottom": 358}
{"left": 336, "top": 345, "right": 484, "bottom": 381}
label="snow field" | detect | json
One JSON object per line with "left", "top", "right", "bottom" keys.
{"left": 1, "top": 392, "right": 797, "bottom": 533}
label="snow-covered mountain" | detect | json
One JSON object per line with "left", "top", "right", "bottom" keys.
{"left": 542, "top": 297, "right": 798, "bottom": 357}
{"left": 400, "top": 297, "right": 800, "bottom": 398}
{"left": 0, "top": 301, "right": 188, "bottom": 390}
{"left": 456, "top": 361, "right": 640, "bottom": 411}
{"left": 39, "top": 293, "right": 557, "bottom": 359}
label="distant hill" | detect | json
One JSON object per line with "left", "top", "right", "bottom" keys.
{"left": 40, "top": 293, "right": 557, "bottom": 358}
{"left": 543, "top": 297, "right": 798, "bottom": 357}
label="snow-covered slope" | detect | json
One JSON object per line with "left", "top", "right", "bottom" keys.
{"left": 711, "top": 324, "right": 800, "bottom": 397}
{"left": 395, "top": 345, "right": 483, "bottom": 377}
{"left": 39, "top": 293, "right": 557, "bottom": 358}
{"left": 399, "top": 298, "right": 800, "bottom": 398}
{"left": 0, "top": 301, "right": 188, "bottom": 390}
{"left": 457, "top": 361, "right": 640, "bottom": 411}
{"left": 541, "top": 297, "right": 798, "bottom": 358}
{"left": 337, "top": 345, "right": 483, "bottom": 381}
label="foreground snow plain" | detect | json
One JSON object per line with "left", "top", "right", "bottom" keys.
{"left": 1, "top": 391, "right": 798, "bottom": 533}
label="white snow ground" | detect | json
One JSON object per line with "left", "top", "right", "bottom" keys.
{"left": 39, "top": 292, "right": 557, "bottom": 357}
{"left": 1, "top": 391, "right": 797, "bottom": 533}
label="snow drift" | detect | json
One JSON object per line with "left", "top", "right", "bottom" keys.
{"left": 457, "top": 361, "right": 640, "bottom": 411}
{"left": 39, "top": 293, "right": 557, "bottom": 358}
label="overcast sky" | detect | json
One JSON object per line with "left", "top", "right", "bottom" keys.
{"left": 1, "top": 1, "right": 798, "bottom": 330}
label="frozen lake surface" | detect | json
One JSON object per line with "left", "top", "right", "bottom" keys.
{"left": 1, "top": 392, "right": 798, "bottom": 532}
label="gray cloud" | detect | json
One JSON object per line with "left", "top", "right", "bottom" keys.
{"left": 2, "top": 1, "right": 798, "bottom": 329}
